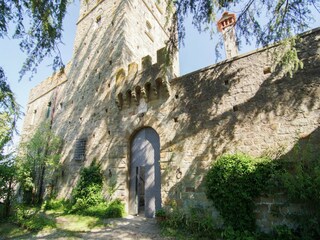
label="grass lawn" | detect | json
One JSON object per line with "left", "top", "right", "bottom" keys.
{"left": 0, "top": 210, "right": 109, "bottom": 239}
{"left": 0, "top": 222, "right": 31, "bottom": 239}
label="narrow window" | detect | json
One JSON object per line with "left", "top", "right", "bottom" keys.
{"left": 46, "top": 102, "right": 52, "bottom": 118}
{"left": 145, "top": 20, "right": 154, "bottom": 42}
{"left": 31, "top": 109, "right": 37, "bottom": 125}
{"left": 96, "top": 15, "right": 102, "bottom": 28}
{"left": 146, "top": 20, "right": 152, "bottom": 31}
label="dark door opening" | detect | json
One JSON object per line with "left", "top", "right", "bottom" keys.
{"left": 137, "top": 166, "right": 145, "bottom": 215}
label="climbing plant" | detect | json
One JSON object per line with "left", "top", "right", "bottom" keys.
{"left": 204, "top": 141, "right": 320, "bottom": 239}
{"left": 205, "top": 153, "right": 280, "bottom": 231}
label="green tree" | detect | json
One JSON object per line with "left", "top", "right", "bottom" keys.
{"left": 17, "top": 122, "right": 62, "bottom": 205}
{"left": 0, "top": 156, "right": 16, "bottom": 218}
{"left": 0, "top": 69, "right": 20, "bottom": 218}
{"left": 0, "top": 0, "right": 68, "bottom": 216}
{"left": 0, "top": 68, "right": 20, "bottom": 149}
{"left": 0, "top": 0, "right": 69, "bottom": 138}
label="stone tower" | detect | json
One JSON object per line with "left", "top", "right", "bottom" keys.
{"left": 217, "top": 11, "right": 238, "bottom": 58}
{"left": 72, "top": 0, "right": 179, "bottom": 78}
{"left": 21, "top": 0, "right": 179, "bottom": 205}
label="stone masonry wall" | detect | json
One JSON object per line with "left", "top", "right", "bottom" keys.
{"left": 21, "top": 0, "right": 177, "bottom": 201}
{"left": 20, "top": 0, "right": 320, "bottom": 232}
{"left": 104, "top": 28, "right": 319, "bottom": 230}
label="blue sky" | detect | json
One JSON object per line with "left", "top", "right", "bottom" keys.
{"left": 0, "top": 1, "right": 319, "bottom": 146}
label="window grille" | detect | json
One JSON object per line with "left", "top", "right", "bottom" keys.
{"left": 74, "top": 138, "right": 87, "bottom": 161}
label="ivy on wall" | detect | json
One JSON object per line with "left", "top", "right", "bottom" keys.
{"left": 204, "top": 146, "right": 320, "bottom": 238}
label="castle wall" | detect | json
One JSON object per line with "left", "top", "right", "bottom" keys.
{"left": 20, "top": 0, "right": 320, "bottom": 232}
{"left": 103, "top": 28, "right": 319, "bottom": 229}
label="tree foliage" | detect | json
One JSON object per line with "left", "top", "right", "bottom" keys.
{"left": 0, "top": 0, "right": 70, "bottom": 78}
{"left": 168, "top": 0, "right": 319, "bottom": 47}
{"left": 0, "top": 68, "right": 20, "bottom": 153}
{"left": 17, "top": 122, "right": 62, "bottom": 205}
{"left": 0, "top": 157, "right": 16, "bottom": 218}
{"left": 166, "top": 0, "right": 320, "bottom": 74}
{"left": 0, "top": 68, "right": 20, "bottom": 218}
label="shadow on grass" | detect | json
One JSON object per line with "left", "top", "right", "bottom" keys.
{"left": 0, "top": 213, "right": 165, "bottom": 239}
{"left": 0, "top": 210, "right": 110, "bottom": 240}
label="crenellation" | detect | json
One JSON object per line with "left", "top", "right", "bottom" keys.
{"left": 141, "top": 55, "right": 152, "bottom": 70}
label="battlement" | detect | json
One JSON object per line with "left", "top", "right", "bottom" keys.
{"left": 28, "top": 62, "right": 71, "bottom": 104}
{"left": 115, "top": 48, "right": 172, "bottom": 110}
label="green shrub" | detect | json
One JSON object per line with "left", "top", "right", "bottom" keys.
{"left": 12, "top": 205, "right": 56, "bottom": 231}
{"left": 82, "top": 199, "right": 124, "bottom": 218}
{"left": 272, "top": 225, "right": 298, "bottom": 240}
{"left": 42, "top": 198, "right": 68, "bottom": 211}
{"left": 220, "top": 226, "right": 256, "bottom": 240}
{"left": 279, "top": 148, "right": 320, "bottom": 239}
{"left": 205, "top": 154, "right": 278, "bottom": 231}
{"left": 83, "top": 202, "right": 109, "bottom": 217}
{"left": 67, "top": 162, "right": 125, "bottom": 218}
{"left": 162, "top": 207, "right": 185, "bottom": 229}
{"left": 104, "top": 199, "right": 125, "bottom": 218}
{"left": 69, "top": 162, "right": 105, "bottom": 214}
{"left": 71, "top": 162, "right": 103, "bottom": 202}
{"left": 70, "top": 184, "right": 105, "bottom": 213}
{"left": 155, "top": 208, "right": 166, "bottom": 218}
{"left": 161, "top": 206, "right": 216, "bottom": 238}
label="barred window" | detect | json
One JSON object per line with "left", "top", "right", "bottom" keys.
{"left": 74, "top": 138, "right": 87, "bottom": 161}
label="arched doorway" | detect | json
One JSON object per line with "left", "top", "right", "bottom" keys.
{"left": 129, "top": 128, "right": 161, "bottom": 218}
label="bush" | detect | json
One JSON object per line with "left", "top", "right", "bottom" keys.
{"left": 69, "top": 162, "right": 105, "bottom": 214}
{"left": 71, "top": 163, "right": 103, "bottom": 202}
{"left": 66, "top": 162, "right": 125, "bottom": 218}
{"left": 81, "top": 200, "right": 124, "bottom": 218}
{"left": 12, "top": 205, "right": 56, "bottom": 231}
{"left": 155, "top": 208, "right": 166, "bottom": 218}
{"left": 205, "top": 154, "right": 277, "bottom": 231}
{"left": 42, "top": 198, "right": 68, "bottom": 211}
{"left": 104, "top": 199, "right": 125, "bottom": 218}
{"left": 161, "top": 206, "right": 216, "bottom": 238}
{"left": 83, "top": 202, "right": 109, "bottom": 217}
{"left": 279, "top": 148, "right": 320, "bottom": 239}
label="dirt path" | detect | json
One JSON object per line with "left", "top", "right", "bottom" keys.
{"left": 21, "top": 215, "right": 170, "bottom": 240}
{"left": 78, "top": 215, "right": 165, "bottom": 240}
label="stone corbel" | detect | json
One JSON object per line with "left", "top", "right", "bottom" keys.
{"left": 153, "top": 86, "right": 158, "bottom": 96}
{"left": 131, "top": 91, "right": 139, "bottom": 105}
{"left": 116, "top": 100, "right": 122, "bottom": 110}
{"left": 124, "top": 91, "right": 131, "bottom": 108}
{"left": 116, "top": 93, "right": 123, "bottom": 110}
{"left": 141, "top": 87, "right": 148, "bottom": 102}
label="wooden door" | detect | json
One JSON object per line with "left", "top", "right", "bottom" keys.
{"left": 129, "top": 128, "right": 161, "bottom": 218}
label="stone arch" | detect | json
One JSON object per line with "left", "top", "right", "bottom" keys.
{"left": 129, "top": 127, "right": 161, "bottom": 218}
